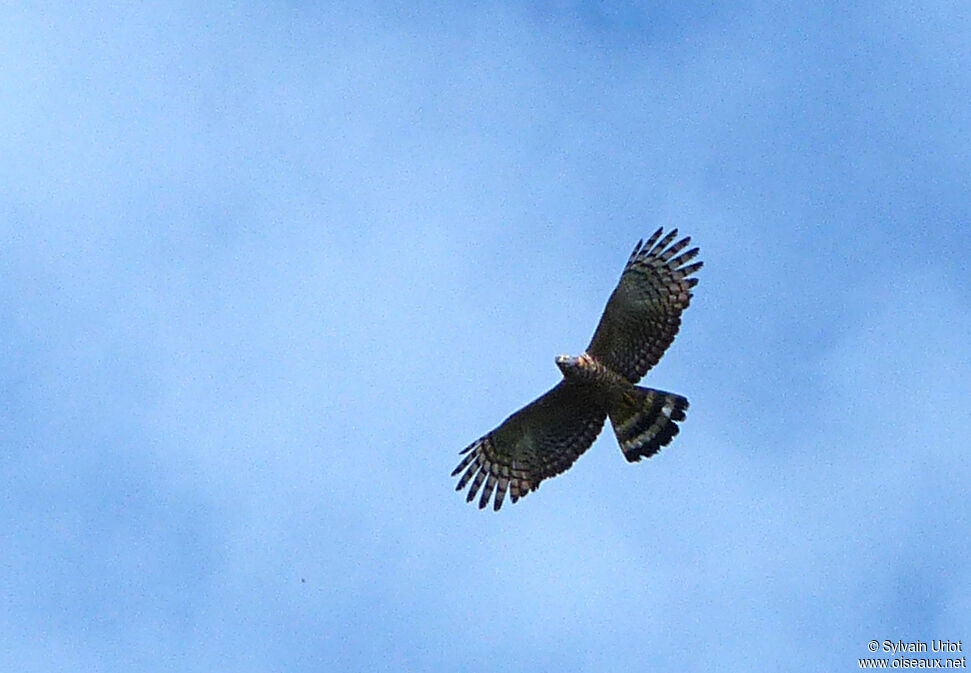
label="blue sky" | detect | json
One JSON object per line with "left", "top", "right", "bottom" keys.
{"left": 2, "top": 2, "right": 969, "bottom": 671}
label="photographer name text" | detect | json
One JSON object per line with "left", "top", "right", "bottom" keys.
{"left": 882, "top": 641, "right": 963, "bottom": 655}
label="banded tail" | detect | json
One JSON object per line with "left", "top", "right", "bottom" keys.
{"left": 608, "top": 387, "right": 688, "bottom": 462}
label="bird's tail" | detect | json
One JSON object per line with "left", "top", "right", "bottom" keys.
{"left": 608, "top": 387, "right": 688, "bottom": 462}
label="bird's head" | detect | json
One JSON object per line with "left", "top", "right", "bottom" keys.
{"left": 555, "top": 354, "right": 580, "bottom": 376}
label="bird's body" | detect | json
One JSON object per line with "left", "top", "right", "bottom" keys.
{"left": 553, "top": 354, "right": 644, "bottom": 426}
{"left": 555, "top": 353, "right": 629, "bottom": 392}
{"left": 453, "top": 228, "right": 702, "bottom": 511}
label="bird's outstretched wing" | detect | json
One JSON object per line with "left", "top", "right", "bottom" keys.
{"left": 587, "top": 228, "right": 702, "bottom": 384}
{"left": 451, "top": 382, "right": 605, "bottom": 511}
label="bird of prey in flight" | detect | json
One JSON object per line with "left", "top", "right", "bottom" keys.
{"left": 452, "top": 228, "right": 702, "bottom": 511}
